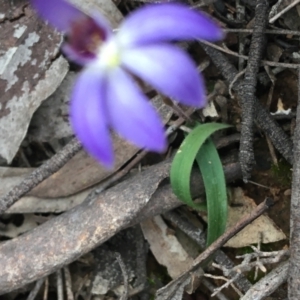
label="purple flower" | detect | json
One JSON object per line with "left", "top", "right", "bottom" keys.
{"left": 31, "top": 0, "right": 223, "bottom": 168}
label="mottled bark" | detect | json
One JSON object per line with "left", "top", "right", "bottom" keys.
{"left": 288, "top": 68, "right": 300, "bottom": 299}
{"left": 237, "top": 0, "right": 269, "bottom": 180}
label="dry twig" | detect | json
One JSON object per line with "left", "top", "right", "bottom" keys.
{"left": 163, "top": 210, "right": 252, "bottom": 293}
{"left": 288, "top": 67, "right": 300, "bottom": 299}
{"left": 201, "top": 40, "right": 300, "bottom": 69}
{"left": 26, "top": 278, "right": 45, "bottom": 300}
{"left": 200, "top": 43, "right": 293, "bottom": 164}
{"left": 115, "top": 253, "right": 129, "bottom": 300}
{"left": 0, "top": 138, "right": 82, "bottom": 214}
{"left": 56, "top": 269, "right": 63, "bottom": 300}
{"left": 63, "top": 267, "right": 74, "bottom": 300}
{"left": 43, "top": 278, "right": 48, "bottom": 300}
{"left": 241, "top": 261, "right": 289, "bottom": 300}
{"left": 156, "top": 198, "right": 273, "bottom": 299}
{"left": 269, "top": 0, "right": 300, "bottom": 23}
{"left": 201, "top": 278, "right": 230, "bottom": 300}
{"left": 192, "top": 198, "right": 274, "bottom": 267}
{"left": 204, "top": 272, "right": 243, "bottom": 297}
{"left": 224, "top": 28, "right": 300, "bottom": 36}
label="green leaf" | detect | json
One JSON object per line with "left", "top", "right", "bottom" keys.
{"left": 195, "top": 138, "right": 228, "bottom": 246}
{"left": 170, "top": 123, "right": 230, "bottom": 244}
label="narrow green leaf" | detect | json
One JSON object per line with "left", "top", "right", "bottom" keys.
{"left": 170, "top": 123, "right": 230, "bottom": 211}
{"left": 195, "top": 138, "right": 228, "bottom": 246}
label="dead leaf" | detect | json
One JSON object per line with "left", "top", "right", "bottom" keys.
{"left": 267, "top": 43, "right": 283, "bottom": 62}
{"left": 29, "top": 134, "right": 139, "bottom": 198}
{"left": 0, "top": 167, "right": 33, "bottom": 196}
{"left": 0, "top": 2, "right": 69, "bottom": 163}
{"left": 28, "top": 94, "right": 172, "bottom": 198}
{"left": 202, "top": 101, "right": 219, "bottom": 118}
{"left": 141, "top": 216, "right": 193, "bottom": 279}
{"left": 0, "top": 214, "right": 40, "bottom": 238}
{"left": 6, "top": 189, "right": 92, "bottom": 214}
{"left": 224, "top": 187, "right": 286, "bottom": 247}
{"left": 270, "top": 98, "right": 291, "bottom": 116}
{"left": 0, "top": 166, "right": 90, "bottom": 213}
{"left": 70, "top": 0, "right": 123, "bottom": 28}
{"left": 28, "top": 72, "right": 76, "bottom": 142}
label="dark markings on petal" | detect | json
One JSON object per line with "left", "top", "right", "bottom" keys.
{"left": 67, "top": 17, "right": 107, "bottom": 59}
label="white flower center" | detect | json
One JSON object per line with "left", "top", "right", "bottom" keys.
{"left": 98, "top": 39, "right": 121, "bottom": 69}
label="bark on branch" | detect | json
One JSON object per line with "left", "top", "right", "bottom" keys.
{"left": 0, "top": 160, "right": 241, "bottom": 295}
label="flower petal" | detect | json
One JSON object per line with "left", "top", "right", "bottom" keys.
{"left": 70, "top": 66, "right": 114, "bottom": 167}
{"left": 62, "top": 44, "right": 95, "bottom": 65}
{"left": 31, "top": 0, "right": 86, "bottom": 32}
{"left": 106, "top": 68, "right": 167, "bottom": 152}
{"left": 122, "top": 44, "right": 206, "bottom": 106}
{"left": 118, "top": 4, "right": 223, "bottom": 47}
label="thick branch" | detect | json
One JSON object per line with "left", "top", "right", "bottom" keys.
{"left": 288, "top": 68, "right": 300, "bottom": 299}
{"left": 237, "top": 0, "right": 269, "bottom": 180}
{"left": 0, "top": 160, "right": 241, "bottom": 295}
